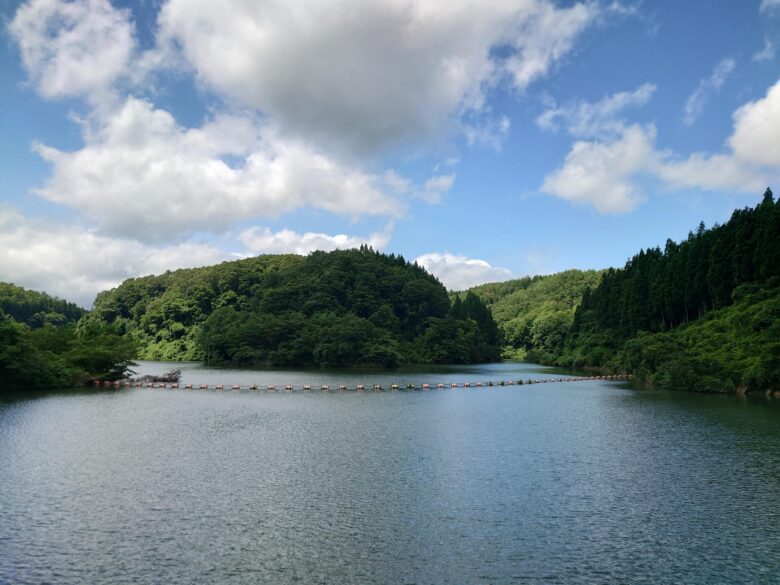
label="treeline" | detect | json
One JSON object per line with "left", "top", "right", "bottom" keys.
{"left": 554, "top": 189, "right": 780, "bottom": 393}
{"left": 0, "top": 285, "right": 136, "bottom": 391}
{"left": 89, "top": 247, "right": 502, "bottom": 367}
{"left": 85, "top": 255, "right": 302, "bottom": 360}
{"left": 458, "top": 270, "right": 603, "bottom": 360}
{"left": 0, "top": 282, "right": 86, "bottom": 327}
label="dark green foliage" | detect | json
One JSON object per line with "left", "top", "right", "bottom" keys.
{"left": 90, "top": 247, "right": 502, "bottom": 367}
{"left": 613, "top": 283, "right": 780, "bottom": 392}
{"left": 0, "top": 282, "right": 86, "bottom": 327}
{"left": 556, "top": 189, "right": 780, "bottom": 393}
{"left": 0, "top": 318, "right": 137, "bottom": 391}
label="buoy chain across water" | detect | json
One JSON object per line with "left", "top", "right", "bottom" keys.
{"left": 95, "top": 374, "right": 631, "bottom": 390}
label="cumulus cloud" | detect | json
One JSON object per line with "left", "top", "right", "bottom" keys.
{"left": 683, "top": 58, "right": 736, "bottom": 126}
{"left": 660, "top": 79, "right": 780, "bottom": 190}
{"left": 32, "top": 97, "right": 409, "bottom": 241}
{"left": 0, "top": 209, "right": 227, "bottom": 307}
{"left": 728, "top": 79, "right": 780, "bottom": 167}
{"left": 540, "top": 78, "right": 780, "bottom": 213}
{"left": 415, "top": 253, "right": 513, "bottom": 291}
{"left": 541, "top": 124, "right": 656, "bottom": 213}
{"left": 537, "top": 83, "right": 656, "bottom": 138}
{"left": 156, "top": 0, "right": 605, "bottom": 154}
{"left": 239, "top": 225, "right": 393, "bottom": 255}
{"left": 760, "top": 0, "right": 780, "bottom": 13}
{"left": 7, "top": 0, "right": 620, "bottom": 249}
{"left": 8, "top": 0, "right": 135, "bottom": 99}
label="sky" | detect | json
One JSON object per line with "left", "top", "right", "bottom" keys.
{"left": 1, "top": 0, "right": 779, "bottom": 307}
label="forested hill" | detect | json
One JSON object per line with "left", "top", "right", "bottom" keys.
{"left": 459, "top": 190, "right": 779, "bottom": 393}
{"left": 86, "top": 247, "right": 502, "bottom": 367}
{"left": 456, "top": 270, "right": 603, "bottom": 360}
{"left": 0, "top": 282, "right": 86, "bottom": 327}
{"left": 0, "top": 284, "right": 135, "bottom": 391}
{"left": 557, "top": 189, "right": 780, "bottom": 393}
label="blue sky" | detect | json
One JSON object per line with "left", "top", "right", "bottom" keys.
{"left": 1, "top": 0, "right": 779, "bottom": 306}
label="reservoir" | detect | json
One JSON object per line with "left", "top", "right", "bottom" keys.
{"left": 1, "top": 361, "right": 778, "bottom": 584}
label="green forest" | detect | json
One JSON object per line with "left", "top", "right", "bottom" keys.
{"left": 0, "top": 283, "right": 136, "bottom": 391}
{"left": 455, "top": 269, "right": 603, "bottom": 360}
{"left": 2, "top": 190, "right": 778, "bottom": 394}
{"left": 461, "top": 189, "right": 780, "bottom": 394}
{"left": 556, "top": 189, "right": 780, "bottom": 393}
{"left": 85, "top": 247, "right": 502, "bottom": 368}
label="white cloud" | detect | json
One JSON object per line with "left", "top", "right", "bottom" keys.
{"left": 462, "top": 115, "right": 512, "bottom": 150}
{"left": 417, "top": 174, "right": 456, "bottom": 204}
{"left": 753, "top": 38, "right": 775, "bottom": 62}
{"left": 683, "top": 58, "right": 736, "bottom": 126}
{"left": 7, "top": 0, "right": 618, "bottom": 246}
{"left": 156, "top": 0, "right": 604, "bottom": 154}
{"left": 8, "top": 0, "right": 135, "bottom": 99}
{"left": 541, "top": 124, "right": 657, "bottom": 213}
{"left": 760, "top": 0, "right": 780, "bottom": 13}
{"left": 656, "top": 153, "right": 769, "bottom": 193}
{"left": 239, "top": 225, "right": 393, "bottom": 255}
{"left": 415, "top": 253, "right": 513, "bottom": 291}
{"left": 660, "top": 79, "right": 780, "bottom": 190}
{"left": 32, "top": 97, "right": 409, "bottom": 241}
{"left": 503, "top": 1, "right": 598, "bottom": 91}
{"left": 537, "top": 83, "right": 656, "bottom": 138}
{"left": 0, "top": 209, "right": 227, "bottom": 307}
{"left": 541, "top": 78, "right": 780, "bottom": 213}
{"left": 728, "top": 79, "right": 780, "bottom": 167}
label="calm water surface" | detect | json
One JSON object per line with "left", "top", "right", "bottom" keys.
{"left": 1, "top": 362, "right": 778, "bottom": 584}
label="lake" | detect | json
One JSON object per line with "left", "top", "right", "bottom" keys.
{"left": 1, "top": 361, "right": 778, "bottom": 584}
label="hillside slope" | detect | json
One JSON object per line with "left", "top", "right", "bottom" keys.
{"left": 556, "top": 189, "right": 780, "bottom": 393}
{"left": 460, "top": 269, "right": 603, "bottom": 359}
{"left": 87, "top": 248, "right": 502, "bottom": 367}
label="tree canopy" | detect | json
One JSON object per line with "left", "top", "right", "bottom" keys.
{"left": 0, "top": 282, "right": 86, "bottom": 327}
{"left": 0, "top": 283, "right": 137, "bottom": 391}
{"left": 87, "top": 247, "right": 503, "bottom": 367}
{"left": 549, "top": 189, "right": 779, "bottom": 393}
{"left": 457, "top": 269, "right": 603, "bottom": 360}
